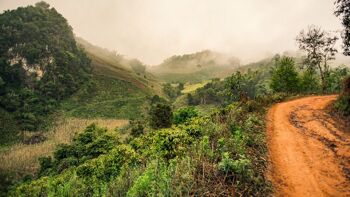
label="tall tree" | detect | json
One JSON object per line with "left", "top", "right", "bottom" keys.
{"left": 335, "top": 0, "right": 350, "bottom": 56}
{"left": 296, "top": 26, "right": 338, "bottom": 92}
{"left": 270, "top": 57, "right": 300, "bottom": 93}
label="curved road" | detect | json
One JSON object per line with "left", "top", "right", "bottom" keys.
{"left": 267, "top": 95, "right": 350, "bottom": 197}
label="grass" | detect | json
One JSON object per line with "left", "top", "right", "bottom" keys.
{"left": 0, "top": 117, "right": 128, "bottom": 181}
{"left": 181, "top": 80, "right": 210, "bottom": 94}
{"left": 60, "top": 75, "right": 150, "bottom": 119}
{"left": 0, "top": 108, "right": 20, "bottom": 146}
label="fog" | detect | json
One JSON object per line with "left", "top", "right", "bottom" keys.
{"left": 0, "top": 0, "right": 344, "bottom": 65}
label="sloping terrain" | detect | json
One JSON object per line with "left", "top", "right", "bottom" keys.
{"left": 267, "top": 95, "right": 350, "bottom": 196}
{"left": 149, "top": 50, "right": 240, "bottom": 83}
{"left": 60, "top": 38, "right": 164, "bottom": 119}
{"left": 76, "top": 37, "right": 163, "bottom": 94}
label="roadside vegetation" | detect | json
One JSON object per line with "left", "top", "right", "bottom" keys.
{"left": 0, "top": 0, "right": 350, "bottom": 196}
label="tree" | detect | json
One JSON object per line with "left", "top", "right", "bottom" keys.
{"left": 162, "top": 83, "right": 181, "bottom": 99}
{"left": 0, "top": 3, "right": 92, "bottom": 130}
{"left": 296, "top": 26, "right": 338, "bottom": 92}
{"left": 299, "top": 70, "right": 321, "bottom": 93}
{"left": 225, "top": 70, "right": 263, "bottom": 102}
{"left": 129, "top": 120, "right": 145, "bottom": 137}
{"left": 173, "top": 107, "right": 198, "bottom": 125}
{"left": 270, "top": 57, "right": 301, "bottom": 93}
{"left": 149, "top": 103, "right": 173, "bottom": 129}
{"left": 35, "top": 1, "right": 50, "bottom": 9}
{"left": 335, "top": 0, "right": 350, "bottom": 56}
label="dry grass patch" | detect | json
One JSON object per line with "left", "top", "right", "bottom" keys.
{"left": 0, "top": 118, "right": 128, "bottom": 180}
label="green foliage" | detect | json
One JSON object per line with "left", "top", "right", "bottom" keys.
{"left": 325, "top": 67, "right": 350, "bottom": 93}
{"left": 226, "top": 70, "right": 267, "bottom": 101}
{"left": 126, "top": 158, "right": 194, "bottom": 197}
{"left": 130, "top": 120, "right": 145, "bottom": 137}
{"left": 296, "top": 26, "right": 338, "bottom": 92}
{"left": 61, "top": 76, "right": 148, "bottom": 119}
{"left": 0, "top": 108, "right": 20, "bottom": 145}
{"left": 335, "top": 0, "right": 350, "bottom": 56}
{"left": 149, "top": 103, "right": 173, "bottom": 129}
{"left": 299, "top": 70, "right": 321, "bottom": 93}
{"left": 162, "top": 83, "right": 182, "bottom": 99}
{"left": 173, "top": 107, "right": 199, "bottom": 125}
{"left": 270, "top": 57, "right": 301, "bottom": 93}
{"left": 76, "top": 144, "right": 138, "bottom": 181}
{"left": 11, "top": 95, "right": 275, "bottom": 196}
{"left": 39, "top": 124, "right": 120, "bottom": 176}
{"left": 188, "top": 79, "right": 227, "bottom": 105}
{"left": 0, "top": 3, "right": 92, "bottom": 131}
{"left": 148, "top": 128, "right": 191, "bottom": 160}
{"left": 151, "top": 50, "right": 240, "bottom": 83}
{"left": 218, "top": 152, "right": 252, "bottom": 178}
{"left": 334, "top": 76, "right": 350, "bottom": 115}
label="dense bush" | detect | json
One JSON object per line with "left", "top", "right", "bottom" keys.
{"left": 299, "top": 70, "right": 321, "bottom": 93}
{"left": 325, "top": 67, "right": 350, "bottom": 93}
{"left": 129, "top": 120, "right": 145, "bottom": 137}
{"left": 226, "top": 70, "right": 267, "bottom": 102}
{"left": 162, "top": 83, "right": 183, "bottom": 99}
{"left": 173, "top": 107, "right": 199, "bottom": 125}
{"left": 334, "top": 76, "right": 350, "bottom": 115}
{"left": 270, "top": 57, "right": 301, "bottom": 93}
{"left": 11, "top": 93, "right": 275, "bottom": 196}
{"left": 188, "top": 70, "right": 268, "bottom": 105}
{"left": 148, "top": 102, "right": 173, "bottom": 129}
{"left": 38, "top": 124, "right": 120, "bottom": 176}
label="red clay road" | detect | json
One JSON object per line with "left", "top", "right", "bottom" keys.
{"left": 267, "top": 95, "right": 350, "bottom": 197}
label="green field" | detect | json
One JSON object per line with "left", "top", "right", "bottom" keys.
{"left": 60, "top": 75, "right": 150, "bottom": 119}
{"left": 181, "top": 80, "right": 210, "bottom": 94}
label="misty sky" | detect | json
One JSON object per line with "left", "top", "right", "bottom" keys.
{"left": 0, "top": 0, "right": 344, "bottom": 65}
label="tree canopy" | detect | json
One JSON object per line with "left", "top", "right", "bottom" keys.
{"left": 335, "top": 0, "right": 350, "bottom": 56}
{"left": 0, "top": 2, "right": 92, "bottom": 130}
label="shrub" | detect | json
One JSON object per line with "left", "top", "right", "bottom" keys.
{"left": 334, "top": 76, "right": 350, "bottom": 115}
{"left": 152, "top": 129, "right": 191, "bottom": 160}
{"left": 299, "top": 70, "right": 321, "bottom": 93}
{"left": 218, "top": 153, "right": 253, "bottom": 180}
{"left": 39, "top": 124, "right": 120, "bottom": 175}
{"left": 76, "top": 145, "right": 138, "bottom": 181}
{"left": 149, "top": 103, "right": 173, "bottom": 129}
{"left": 226, "top": 70, "right": 265, "bottom": 102}
{"left": 173, "top": 107, "right": 199, "bottom": 125}
{"left": 130, "top": 120, "right": 145, "bottom": 137}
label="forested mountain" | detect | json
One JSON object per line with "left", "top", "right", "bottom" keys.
{"left": 0, "top": 2, "right": 92, "bottom": 134}
{"left": 149, "top": 50, "right": 240, "bottom": 83}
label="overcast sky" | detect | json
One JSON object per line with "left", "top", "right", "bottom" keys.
{"left": 0, "top": 0, "right": 344, "bottom": 65}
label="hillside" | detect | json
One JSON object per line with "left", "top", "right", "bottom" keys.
{"left": 60, "top": 38, "right": 164, "bottom": 119}
{"left": 76, "top": 37, "right": 163, "bottom": 94}
{"left": 149, "top": 50, "right": 240, "bottom": 83}
{"left": 0, "top": 2, "right": 92, "bottom": 142}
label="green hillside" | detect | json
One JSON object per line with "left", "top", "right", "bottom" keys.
{"left": 60, "top": 38, "right": 163, "bottom": 119}
{"left": 149, "top": 50, "right": 240, "bottom": 83}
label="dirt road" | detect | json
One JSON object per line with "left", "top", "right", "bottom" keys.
{"left": 267, "top": 95, "right": 350, "bottom": 197}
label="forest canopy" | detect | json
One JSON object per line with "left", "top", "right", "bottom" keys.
{"left": 0, "top": 2, "right": 92, "bottom": 131}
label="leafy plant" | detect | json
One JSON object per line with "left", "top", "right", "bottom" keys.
{"left": 173, "top": 107, "right": 199, "bottom": 125}
{"left": 270, "top": 57, "right": 301, "bottom": 93}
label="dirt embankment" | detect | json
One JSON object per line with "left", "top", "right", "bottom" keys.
{"left": 267, "top": 95, "right": 350, "bottom": 197}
